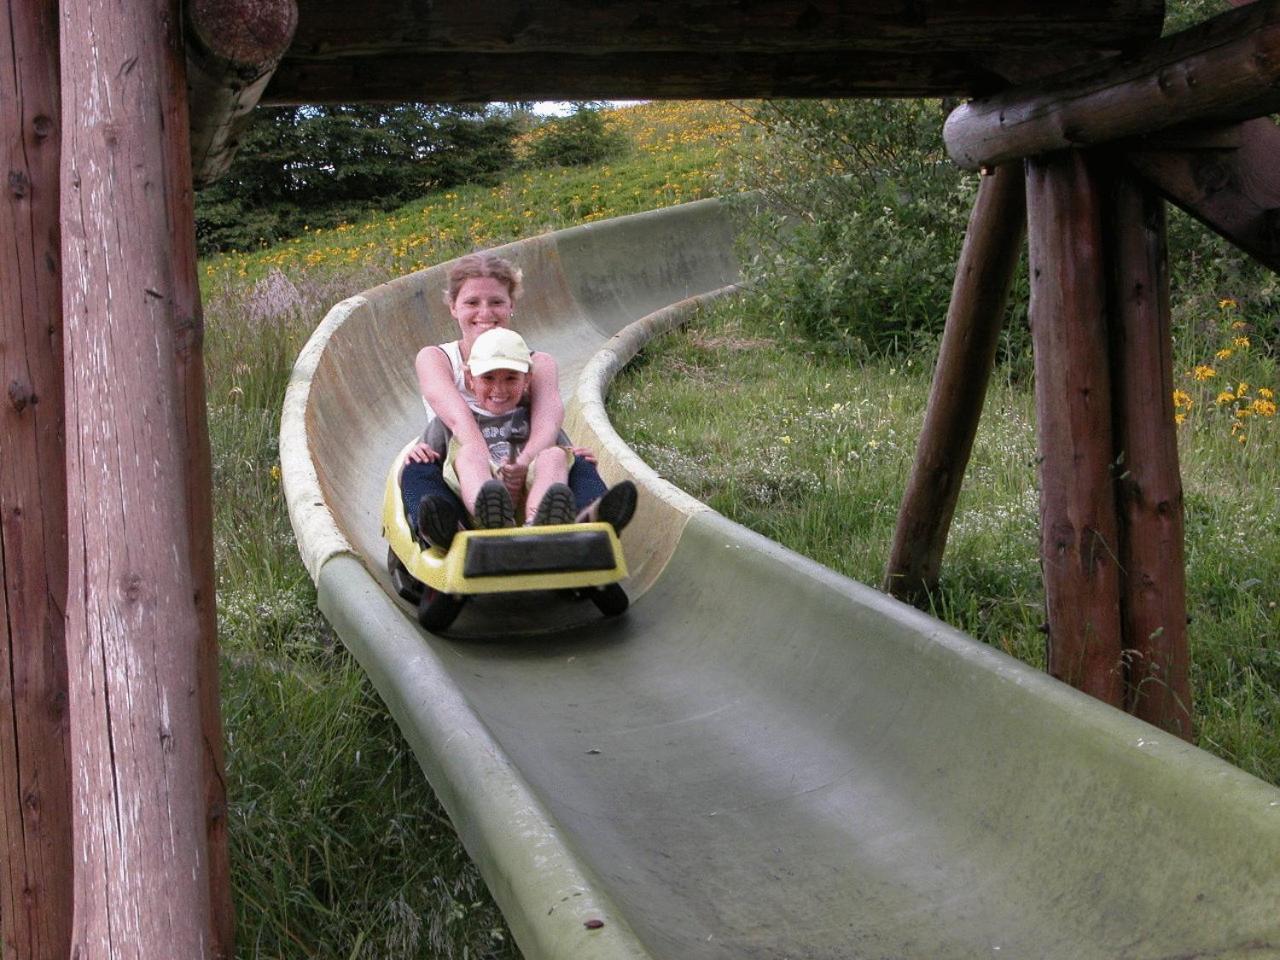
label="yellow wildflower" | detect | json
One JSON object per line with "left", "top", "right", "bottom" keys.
{"left": 1216, "top": 390, "right": 1236, "bottom": 405}
{"left": 1174, "top": 412, "right": 1187, "bottom": 426}
{"left": 1233, "top": 336, "right": 1251, "bottom": 349}
{"left": 1253, "top": 398, "right": 1277, "bottom": 417}
{"left": 1258, "top": 387, "right": 1274, "bottom": 400}
{"left": 1232, "top": 320, "right": 1248, "bottom": 330}
{"left": 1218, "top": 297, "right": 1238, "bottom": 309}
{"left": 270, "top": 464, "right": 282, "bottom": 482}
{"left": 1216, "top": 348, "right": 1233, "bottom": 360}
{"left": 1237, "top": 382, "right": 1249, "bottom": 396}
{"left": 1172, "top": 389, "right": 1193, "bottom": 408}
{"left": 1191, "top": 365, "right": 1216, "bottom": 381}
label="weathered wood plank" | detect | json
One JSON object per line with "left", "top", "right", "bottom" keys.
{"left": 1025, "top": 150, "right": 1126, "bottom": 706}
{"left": 264, "top": 50, "right": 1008, "bottom": 103}
{"left": 1122, "top": 118, "right": 1280, "bottom": 273}
{"left": 884, "top": 164, "right": 1026, "bottom": 604}
{"left": 60, "top": 0, "right": 220, "bottom": 954}
{"left": 1, "top": 0, "right": 73, "bottom": 956}
{"left": 945, "top": 3, "right": 1280, "bottom": 169}
{"left": 1103, "top": 169, "right": 1193, "bottom": 740}
{"left": 262, "top": 0, "right": 1164, "bottom": 103}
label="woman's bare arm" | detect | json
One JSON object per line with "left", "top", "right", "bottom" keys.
{"left": 518, "top": 350, "right": 565, "bottom": 467}
{"left": 415, "top": 345, "right": 485, "bottom": 447}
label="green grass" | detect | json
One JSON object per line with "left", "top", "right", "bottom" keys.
{"left": 609, "top": 294, "right": 1280, "bottom": 786}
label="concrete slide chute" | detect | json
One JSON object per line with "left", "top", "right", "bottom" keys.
{"left": 281, "top": 198, "right": 1280, "bottom": 959}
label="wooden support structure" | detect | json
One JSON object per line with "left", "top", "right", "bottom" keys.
{"left": 186, "top": 0, "right": 298, "bottom": 186}
{"left": 1025, "top": 150, "right": 1126, "bottom": 707}
{"left": 1104, "top": 170, "right": 1193, "bottom": 740}
{"left": 262, "top": 0, "right": 1163, "bottom": 103}
{"left": 1121, "top": 118, "right": 1280, "bottom": 274}
{"left": 945, "top": 3, "right": 1280, "bottom": 171}
{"left": 1, "top": 1, "right": 74, "bottom": 956}
{"left": 884, "top": 164, "right": 1026, "bottom": 604}
{"left": 60, "top": 0, "right": 227, "bottom": 954}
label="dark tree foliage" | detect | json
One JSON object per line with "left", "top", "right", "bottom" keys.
{"left": 195, "top": 104, "right": 522, "bottom": 254}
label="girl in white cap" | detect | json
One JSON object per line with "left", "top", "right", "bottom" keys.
{"left": 419, "top": 327, "right": 576, "bottom": 534}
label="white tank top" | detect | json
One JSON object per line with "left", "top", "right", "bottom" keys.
{"left": 422, "top": 340, "right": 487, "bottom": 419}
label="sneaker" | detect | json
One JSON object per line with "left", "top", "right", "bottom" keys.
{"left": 418, "top": 495, "right": 463, "bottom": 552}
{"left": 531, "top": 483, "right": 577, "bottom": 526}
{"left": 473, "top": 479, "right": 516, "bottom": 529}
{"left": 578, "top": 480, "right": 637, "bottom": 534}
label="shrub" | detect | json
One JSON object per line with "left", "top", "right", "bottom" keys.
{"left": 524, "top": 106, "right": 629, "bottom": 168}
{"left": 728, "top": 99, "right": 1001, "bottom": 357}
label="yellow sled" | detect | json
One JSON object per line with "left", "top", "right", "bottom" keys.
{"left": 381, "top": 442, "right": 629, "bottom": 632}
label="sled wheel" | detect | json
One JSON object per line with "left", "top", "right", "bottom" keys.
{"left": 387, "top": 546, "right": 424, "bottom": 604}
{"left": 417, "top": 588, "right": 465, "bottom": 633}
{"left": 589, "top": 583, "right": 629, "bottom": 618}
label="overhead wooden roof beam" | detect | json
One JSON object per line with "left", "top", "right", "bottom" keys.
{"left": 944, "top": 2, "right": 1280, "bottom": 170}
{"left": 186, "top": 0, "right": 298, "bottom": 186}
{"left": 261, "top": 0, "right": 1165, "bottom": 104}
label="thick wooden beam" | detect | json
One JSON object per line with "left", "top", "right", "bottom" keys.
{"left": 61, "top": 0, "right": 223, "bottom": 954}
{"left": 264, "top": 50, "right": 1008, "bottom": 103}
{"left": 1122, "top": 118, "right": 1280, "bottom": 273}
{"left": 1, "top": 0, "right": 73, "bottom": 956}
{"left": 884, "top": 164, "right": 1026, "bottom": 604}
{"left": 945, "top": 3, "right": 1280, "bottom": 170}
{"left": 1104, "top": 170, "right": 1193, "bottom": 740}
{"left": 263, "top": 0, "right": 1163, "bottom": 103}
{"left": 186, "top": 0, "right": 297, "bottom": 186}
{"left": 1025, "top": 150, "right": 1126, "bottom": 706}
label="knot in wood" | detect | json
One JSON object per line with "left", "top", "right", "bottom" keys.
{"left": 8, "top": 170, "right": 29, "bottom": 199}
{"left": 120, "top": 572, "right": 146, "bottom": 604}
{"left": 32, "top": 114, "right": 54, "bottom": 139}
{"left": 8, "top": 378, "right": 36, "bottom": 412}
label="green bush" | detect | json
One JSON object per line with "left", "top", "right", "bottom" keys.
{"left": 730, "top": 99, "right": 1003, "bottom": 357}
{"left": 525, "top": 106, "right": 628, "bottom": 168}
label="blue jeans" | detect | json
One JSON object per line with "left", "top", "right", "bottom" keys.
{"left": 400, "top": 457, "right": 608, "bottom": 527}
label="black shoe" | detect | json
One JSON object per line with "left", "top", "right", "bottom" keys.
{"left": 531, "top": 483, "right": 577, "bottom": 526}
{"left": 418, "top": 495, "right": 462, "bottom": 551}
{"left": 580, "top": 480, "right": 637, "bottom": 534}
{"left": 473, "top": 479, "right": 516, "bottom": 529}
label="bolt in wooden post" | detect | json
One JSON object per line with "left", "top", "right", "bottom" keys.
{"left": 1025, "top": 149, "right": 1125, "bottom": 706}
{"left": 1, "top": 1, "right": 73, "bottom": 956}
{"left": 1104, "top": 169, "right": 1193, "bottom": 740}
{"left": 885, "top": 163, "right": 1026, "bottom": 604}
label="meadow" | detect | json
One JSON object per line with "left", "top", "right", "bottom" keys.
{"left": 205, "top": 97, "right": 1277, "bottom": 958}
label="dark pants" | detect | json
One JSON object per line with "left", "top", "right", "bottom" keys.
{"left": 400, "top": 457, "right": 608, "bottom": 528}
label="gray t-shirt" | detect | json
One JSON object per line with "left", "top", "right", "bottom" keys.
{"left": 424, "top": 402, "right": 570, "bottom": 467}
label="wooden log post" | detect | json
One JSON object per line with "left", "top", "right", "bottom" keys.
{"left": 186, "top": 0, "right": 298, "bottom": 186}
{"left": 1104, "top": 170, "right": 1193, "bottom": 740}
{"left": 1, "top": 1, "right": 74, "bottom": 956}
{"left": 1025, "top": 150, "right": 1126, "bottom": 706}
{"left": 1122, "top": 118, "right": 1280, "bottom": 274}
{"left": 60, "top": 0, "right": 226, "bottom": 954}
{"left": 884, "top": 163, "right": 1026, "bottom": 604}
{"left": 945, "top": 3, "right": 1280, "bottom": 171}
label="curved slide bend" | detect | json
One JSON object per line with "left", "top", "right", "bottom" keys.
{"left": 282, "top": 199, "right": 1280, "bottom": 960}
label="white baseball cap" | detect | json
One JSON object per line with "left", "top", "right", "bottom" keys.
{"left": 468, "top": 327, "right": 532, "bottom": 375}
